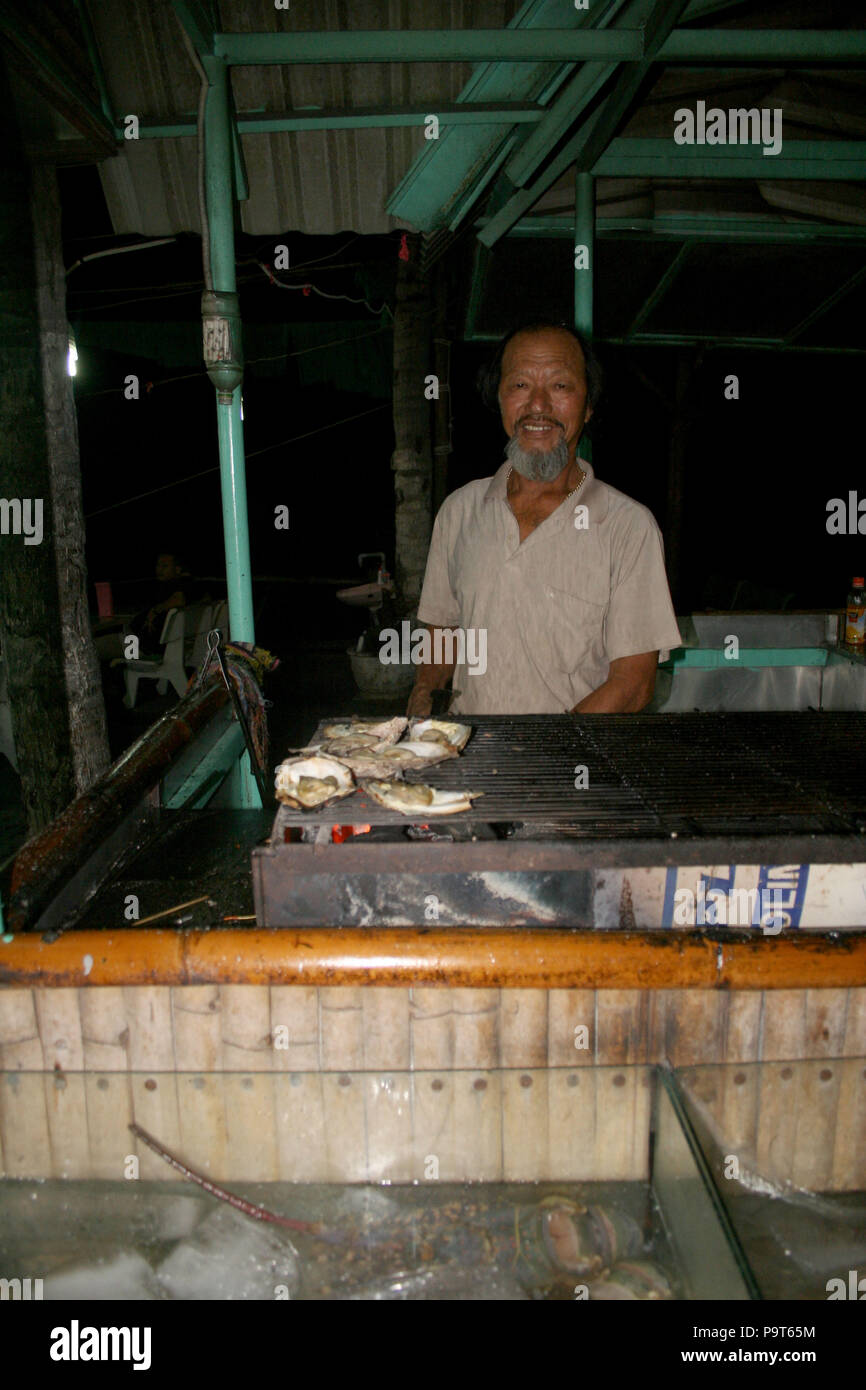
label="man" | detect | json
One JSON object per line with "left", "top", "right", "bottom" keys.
{"left": 142, "top": 552, "right": 191, "bottom": 637}
{"left": 407, "top": 321, "right": 682, "bottom": 716}
{"left": 93, "top": 550, "right": 192, "bottom": 666}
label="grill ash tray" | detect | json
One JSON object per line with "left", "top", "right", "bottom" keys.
{"left": 251, "top": 713, "right": 866, "bottom": 927}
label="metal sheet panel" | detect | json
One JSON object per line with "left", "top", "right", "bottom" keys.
{"left": 92, "top": 0, "right": 521, "bottom": 236}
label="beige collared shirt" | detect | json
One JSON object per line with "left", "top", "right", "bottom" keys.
{"left": 416, "top": 458, "right": 683, "bottom": 714}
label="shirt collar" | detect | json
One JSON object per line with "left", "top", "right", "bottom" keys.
{"left": 484, "top": 454, "right": 607, "bottom": 521}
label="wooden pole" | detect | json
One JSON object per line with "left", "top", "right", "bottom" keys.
{"left": 431, "top": 263, "right": 451, "bottom": 519}
{"left": 31, "top": 164, "right": 110, "bottom": 793}
{"left": 391, "top": 231, "right": 433, "bottom": 613}
{"left": 0, "top": 58, "right": 109, "bottom": 831}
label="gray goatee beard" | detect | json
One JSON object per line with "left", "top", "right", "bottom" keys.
{"left": 505, "top": 430, "right": 569, "bottom": 483}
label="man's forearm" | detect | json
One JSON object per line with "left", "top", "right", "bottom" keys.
{"left": 570, "top": 676, "right": 654, "bottom": 714}
{"left": 571, "top": 651, "right": 659, "bottom": 713}
{"left": 407, "top": 625, "right": 456, "bottom": 715}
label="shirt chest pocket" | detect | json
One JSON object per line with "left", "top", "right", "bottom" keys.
{"left": 533, "top": 582, "right": 608, "bottom": 673}
{"left": 450, "top": 527, "right": 498, "bottom": 617}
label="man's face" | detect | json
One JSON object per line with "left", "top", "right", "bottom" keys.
{"left": 155, "top": 554, "right": 179, "bottom": 582}
{"left": 498, "top": 329, "right": 593, "bottom": 481}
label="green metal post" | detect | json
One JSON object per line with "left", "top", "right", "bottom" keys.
{"left": 202, "top": 56, "right": 260, "bottom": 808}
{"left": 575, "top": 171, "right": 594, "bottom": 464}
{"left": 574, "top": 172, "right": 594, "bottom": 335}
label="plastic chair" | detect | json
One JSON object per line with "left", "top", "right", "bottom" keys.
{"left": 184, "top": 602, "right": 214, "bottom": 669}
{"left": 123, "top": 608, "right": 188, "bottom": 707}
{"left": 209, "top": 600, "right": 228, "bottom": 640}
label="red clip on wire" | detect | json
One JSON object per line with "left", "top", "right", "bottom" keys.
{"left": 398, "top": 232, "right": 410, "bottom": 262}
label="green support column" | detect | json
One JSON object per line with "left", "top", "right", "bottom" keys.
{"left": 575, "top": 171, "right": 594, "bottom": 464}
{"left": 202, "top": 56, "right": 260, "bottom": 808}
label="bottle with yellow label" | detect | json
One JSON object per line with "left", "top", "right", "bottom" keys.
{"left": 845, "top": 576, "right": 866, "bottom": 650}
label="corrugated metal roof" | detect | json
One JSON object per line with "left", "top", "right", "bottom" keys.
{"left": 92, "top": 0, "right": 522, "bottom": 236}
{"left": 15, "top": 0, "right": 864, "bottom": 241}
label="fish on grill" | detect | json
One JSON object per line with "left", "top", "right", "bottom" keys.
{"left": 274, "top": 755, "right": 356, "bottom": 810}
{"left": 361, "top": 780, "right": 482, "bottom": 815}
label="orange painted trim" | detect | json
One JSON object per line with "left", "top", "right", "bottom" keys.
{"left": 1, "top": 929, "right": 865, "bottom": 989}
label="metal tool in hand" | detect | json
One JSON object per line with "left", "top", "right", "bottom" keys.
{"left": 205, "top": 629, "right": 270, "bottom": 805}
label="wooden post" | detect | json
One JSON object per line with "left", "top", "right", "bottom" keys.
{"left": 391, "top": 232, "right": 433, "bottom": 613}
{"left": 31, "top": 164, "right": 110, "bottom": 793}
{"left": 431, "top": 264, "right": 451, "bottom": 519}
{"left": 0, "top": 60, "right": 109, "bottom": 830}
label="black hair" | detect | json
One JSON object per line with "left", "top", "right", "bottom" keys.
{"left": 477, "top": 319, "right": 603, "bottom": 418}
{"left": 155, "top": 548, "right": 188, "bottom": 572}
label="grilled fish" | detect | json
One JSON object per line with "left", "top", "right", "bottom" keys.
{"left": 361, "top": 780, "right": 482, "bottom": 815}
{"left": 275, "top": 755, "right": 356, "bottom": 809}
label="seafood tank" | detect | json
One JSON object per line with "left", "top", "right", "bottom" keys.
{"left": 667, "top": 1059, "right": 866, "bottom": 1301}
{"left": 0, "top": 1062, "right": 862, "bottom": 1300}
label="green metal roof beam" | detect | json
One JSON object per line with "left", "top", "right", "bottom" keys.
{"left": 172, "top": 0, "right": 217, "bottom": 57}
{"left": 783, "top": 264, "right": 866, "bottom": 344}
{"left": 662, "top": 30, "right": 866, "bottom": 61}
{"left": 212, "top": 30, "right": 866, "bottom": 65}
{"left": 465, "top": 330, "right": 866, "bottom": 354}
{"left": 505, "top": 68, "right": 616, "bottom": 188}
{"left": 132, "top": 104, "right": 546, "bottom": 137}
{"left": 506, "top": 0, "right": 670, "bottom": 188}
{"left": 626, "top": 241, "right": 694, "bottom": 337}
{"left": 680, "top": 0, "right": 752, "bottom": 16}
{"left": 214, "top": 31, "right": 645, "bottom": 64}
{"left": 566, "top": 0, "right": 692, "bottom": 166}
{"left": 229, "top": 101, "right": 249, "bottom": 202}
{"left": 386, "top": 0, "right": 609, "bottom": 232}
{"left": 445, "top": 133, "right": 523, "bottom": 234}
{"left": 72, "top": 0, "right": 114, "bottom": 126}
{"left": 591, "top": 138, "right": 866, "bottom": 178}
{"left": 0, "top": 2, "right": 116, "bottom": 148}
{"left": 602, "top": 334, "right": 866, "bottom": 354}
{"left": 506, "top": 216, "right": 866, "bottom": 243}
{"left": 384, "top": 0, "right": 741, "bottom": 233}
{"left": 481, "top": 0, "right": 691, "bottom": 249}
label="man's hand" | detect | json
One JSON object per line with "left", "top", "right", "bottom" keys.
{"left": 405, "top": 624, "right": 456, "bottom": 717}
{"left": 571, "top": 651, "right": 659, "bottom": 713}
{"left": 406, "top": 684, "right": 434, "bottom": 718}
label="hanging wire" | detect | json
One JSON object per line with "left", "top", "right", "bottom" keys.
{"left": 65, "top": 238, "right": 178, "bottom": 277}
{"left": 75, "top": 323, "right": 393, "bottom": 400}
{"left": 255, "top": 260, "right": 393, "bottom": 318}
{"left": 84, "top": 403, "right": 391, "bottom": 519}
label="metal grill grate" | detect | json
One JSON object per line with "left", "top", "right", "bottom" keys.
{"left": 272, "top": 712, "right": 866, "bottom": 840}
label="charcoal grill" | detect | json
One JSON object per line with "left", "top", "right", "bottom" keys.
{"left": 252, "top": 713, "right": 866, "bottom": 928}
